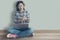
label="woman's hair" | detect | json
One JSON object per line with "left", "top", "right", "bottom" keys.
{"left": 16, "top": 1, "right": 25, "bottom": 11}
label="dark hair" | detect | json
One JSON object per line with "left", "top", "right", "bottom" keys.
{"left": 16, "top": 1, "right": 25, "bottom": 11}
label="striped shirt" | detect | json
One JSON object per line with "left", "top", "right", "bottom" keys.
{"left": 13, "top": 10, "right": 30, "bottom": 25}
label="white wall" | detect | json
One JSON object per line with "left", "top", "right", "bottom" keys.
{"left": 0, "top": 0, "right": 60, "bottom": 30}
{"left": 0, "top": 0, "right": 16, "bottom": 30}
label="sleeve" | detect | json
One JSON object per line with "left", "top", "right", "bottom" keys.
{"left": 25, "top": 11, "right": 30, "bottom": 23}
{"left": 26, "top": 11, "right": 30, "bottom": 19}
{"left": 13, "top": 12, "right": 18, "bottom": 24}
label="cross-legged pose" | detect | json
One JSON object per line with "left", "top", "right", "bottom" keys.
{"left": 7, "top": 1, "right": 33, "bottom": 38}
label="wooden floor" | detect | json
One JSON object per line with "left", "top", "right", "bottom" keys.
{"left": 0, "top": 33, "right": 60, "bottom": 40}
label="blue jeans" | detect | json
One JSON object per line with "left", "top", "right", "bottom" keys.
{"left": 7, "top": 27, "right": 33, "bottom": 37}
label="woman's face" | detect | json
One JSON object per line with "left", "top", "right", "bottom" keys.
{"left": 18, "top": 3, "right": 24, "bottom": 10}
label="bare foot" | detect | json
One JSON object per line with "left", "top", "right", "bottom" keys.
{"left": 7, "top": 33, "right": 17, "bottom": 38}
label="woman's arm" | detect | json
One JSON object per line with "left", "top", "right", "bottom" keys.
{"left": 22, "top": 11, "right": 30, "bottom": 23}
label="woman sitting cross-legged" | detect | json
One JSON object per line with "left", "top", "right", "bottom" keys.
{"left": 7, "top": 1, "right": 33, "bottom": 38}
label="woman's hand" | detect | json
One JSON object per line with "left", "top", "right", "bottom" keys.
{"left": 22, "top": 17, "right": 30, "bottom": 23}
{"left": 22, "top": 17, "right": 28, "bottom": 21}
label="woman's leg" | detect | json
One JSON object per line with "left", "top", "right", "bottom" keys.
{"left": 18, "top": 28, "right": 33, "bottom": 37}
{"left": 7, "top": 27, "right": 21, "bottom": 35}
{"left": 7, "top": 26, "right": 33, "bottom": 38}
{"left": 7, "top": 27, "right": 21, "bottom": 38}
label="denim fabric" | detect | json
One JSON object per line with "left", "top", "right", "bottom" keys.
{"left": 7, "top": 27, "right": 33, "bottom": 37}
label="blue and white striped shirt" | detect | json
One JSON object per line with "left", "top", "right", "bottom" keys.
{"left": 13, "top": 10, "right": 30, "bottom": 25}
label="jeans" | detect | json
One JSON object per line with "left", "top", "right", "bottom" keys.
{"left": 7, "top": 27, "right": 33, "bottom": 37}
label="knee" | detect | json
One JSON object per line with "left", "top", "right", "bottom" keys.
{"left": 27, "top": 28, "right": 34, "bottom": 33}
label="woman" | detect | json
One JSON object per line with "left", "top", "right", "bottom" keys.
{"left": 7, "top": 1, "right": 33, "bottom": 38}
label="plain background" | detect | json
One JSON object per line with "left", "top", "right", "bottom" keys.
{"left": 0, "top": 0, "right": 60, "bottom": 30}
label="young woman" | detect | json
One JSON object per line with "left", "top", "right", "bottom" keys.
{"left": 7, "top": 1, "right": 33, "bottom": 38}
